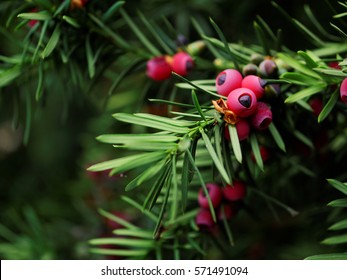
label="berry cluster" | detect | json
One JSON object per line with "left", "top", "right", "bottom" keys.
{"left": 195, "top": 181, "right": 246, "bottom": 231}
{"left": 146, "top": 52, "right": 194, "bottom": 81}
{"left": 215, "top": 67, "right": 273, "bottom": 139}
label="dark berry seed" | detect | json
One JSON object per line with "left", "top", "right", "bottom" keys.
{"left": 217, "top": 73, "right": 226, "bottom": 85}
{"left": 186, "top": 60, "right": 194, "bottom": 72}
{"left": 238, "top": 94, "right": 251, "bottom": 108}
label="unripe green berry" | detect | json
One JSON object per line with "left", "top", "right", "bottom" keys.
{"left": 251, "top": 53, "right": 264, "bottom": 65}
{"left": 242, "top": 63, "right": 259, "bottom": 76}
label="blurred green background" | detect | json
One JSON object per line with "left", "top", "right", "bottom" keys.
{"left": 0, "top": 0, "right": 345, "bottom": 259}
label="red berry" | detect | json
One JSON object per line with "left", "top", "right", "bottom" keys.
{"left": 226, "top": 88, "right": 257, "bottom": 117}
{"left": 195, "top": 209, "right": 215, "bottom": 231}
{"left": 259, "top": 146, "right": 270, "bottom": 162}
{"left": 215, "top": 69, "right": 243, "bottom": 97}
{"left": 250, "top": 102, "right": 272, "bottom": 130}
{"left": 27, "top": 8, "right": 39, "bottom": 28}
{"left": 172, "top": 52, "right": 194, "bottom": 76}
{"left": 328, "top": 61, "right": 341, "bottom": 70}
{"left": 224, "top": 119, "right": 250, "bottom": 141}
{"left": 340, "top": 78, "right": 347, "bottom": 105}
{"left": 146, "top": 56, "right": 172, "bottom": 81}
{"left": 28, "top": 20, "right": 38, "bottom": 28}
{"left": 198, "top": 183, "right": 222, "bottom": 209}
{"left": 241, "top": 75, "right": 266, "bottom": 100}
{"left": 217, "top": 204, "right": 237, "bottom": 221}
{"left": 251, "top": 146, "right": 270, "bottom": 162}
{"left": 222, "top": 181, "right": 247, "bottom": 201}
{"left": 309, "top": 98, "right": 323, "bottom": 117}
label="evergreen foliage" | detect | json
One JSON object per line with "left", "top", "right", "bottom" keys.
{"left": 0, "top": 0, "right": 347, "bottom": 260}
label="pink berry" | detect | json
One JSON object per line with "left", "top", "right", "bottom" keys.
{"left": 146, "top": 56, "right": 172, "bottom": 81}
{"left": 250, "top": 102, "right": 272, "bottom": 130}
{"left": 236, "top": 119, "right": 250, "bottom": 141}
{"left": 241, "top": 75, "right": 266, "bottom": 100}
{"left": 195, "top": 209, "right": 215, "bottom": 231}
{"left": 226, "top": 88, "right": 257, "bottom": 117}
{"left": 171, "top": 52, "right": 194, "bottom": 76}
{"left": 222, "top": 181, "right": 247, "bottom": 201}
{"left": 340, "top": 78, "right": 347, "bottom": 105}
{"left": 224, "top": 119, "right": 250, "bottom": 141}
{"left": 198, "top": 183, "right": 222, "bottom": 209}
{"left": 215, "top": 69, "right": 243, "bottom": 97}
